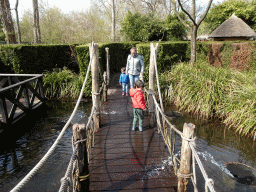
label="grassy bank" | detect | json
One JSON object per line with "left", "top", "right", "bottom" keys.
{"left": 162, "top": 60, "right": 256, "bottom": 137}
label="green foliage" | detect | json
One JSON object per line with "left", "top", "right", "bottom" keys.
{"left": 137, "top": 42, "right": 190, "bottom": 82}
{"left": 164, "top": 60, "right": 256, "bottom": 137}
{"left": 20, "top": 7, "right": 111, "bottom": 44}
{"left": 0, "top": 44, "right": 71, "bottom": 74}
{"left": 203, "top": 0, "right": 256, "bottom": 34}
{"left": 121, "top": 11, "right": 165, "bottom": 41}
{"left": 165, "top": 13, "right": 187, "bottom": 41}
{"left": 43, "top": 67, "right": 83, "bottom": 99}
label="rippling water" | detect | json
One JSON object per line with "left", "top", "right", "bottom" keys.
{"left": 0, "top": 100, "right": 92, "bottom": 192}
{"left": 1, "top": 101, "right": 256, "bottom": 191}
{"left": 166, "top": 104, "right": 256, "bottom": 192}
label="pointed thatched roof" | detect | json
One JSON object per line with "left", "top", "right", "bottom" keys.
{"left": 209, "top": 14, "right": 256, "bottom": 38}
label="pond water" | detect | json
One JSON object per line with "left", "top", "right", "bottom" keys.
{"left": 166, "top": 104, "right": 256, "bottom": 192}
{"left": 1, "top": 101, "right": 256, "bottom": 192}
{"left": 0, "top": 100, "right": 92, "bottom": 192}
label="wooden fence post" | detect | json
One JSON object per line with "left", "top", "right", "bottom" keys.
{"left": 178, "top": 123, "right": 195, "bottom": 192}
{"left": 72, "top": 124, "right": 89, "bottom": 192}
{"left": 105, "top": 47, "right": 110, "bottom": 87}
{"left": 90, "top": 43, "right": 100, "bottom": 131}
{"left": 149, "top": 43, "right": 156, "bottom": 127}
{"left": 103, "top": 71, "right": 107, "bottom": 102}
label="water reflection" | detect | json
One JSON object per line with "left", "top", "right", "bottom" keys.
{"left": 0, "top": 100, "right": 92, "bottom": 191}
{"left": 166, "top": 104, "right": 256, "bottom": 191}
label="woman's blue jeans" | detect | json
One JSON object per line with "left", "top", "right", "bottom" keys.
{"left": 129, "top": 74, "right": 139, "bottom": 89}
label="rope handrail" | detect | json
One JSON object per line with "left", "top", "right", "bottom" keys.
{"left": 10, "top": 42, "right": 96, "bottom": 192}
{"left": 189, "top": 143, "right": 215, "bottom": 192}
{"left": 144, "top": 87, "right": 216, "bottom": 192}
{"left": 144, "top": 88, "right": 182, "bottom": 135}
{"left": 59, "top": 106, "right": 96, "bottom": 192}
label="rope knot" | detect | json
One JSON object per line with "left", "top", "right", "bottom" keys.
{"left": 73, "top": 138, "right": 87, "bottom": 146}
{"left": 181, "top": 134, "right": 197, "bottom": 142}
{"left": 91, "top": 92, "right": 100, "bottom": 95}
{"left": 60, "top": 176, "right": 71, "bottom": 190}
{"left": 177, "top": 171, "right": 193, "bottom": 179}
{"left": 205, "top": 178, "right": 214, "bottom": 192}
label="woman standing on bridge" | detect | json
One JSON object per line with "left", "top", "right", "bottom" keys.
{"left": 126, "top": 47, "right": 144, "bottom": 89}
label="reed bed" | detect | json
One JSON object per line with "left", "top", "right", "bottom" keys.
{"left": 43, "top": 67, "right": 83, "bottom": 100}
{"left": 162, "top": 60, "right": 256, "bottom": 137}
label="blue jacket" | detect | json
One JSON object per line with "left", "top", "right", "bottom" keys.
{"left": 119, "top": 73, "right": 129, "bottom": 84}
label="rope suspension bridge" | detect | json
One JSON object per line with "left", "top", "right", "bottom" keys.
{"left": 10, "top": 42, "right": 216, "bottom": 192}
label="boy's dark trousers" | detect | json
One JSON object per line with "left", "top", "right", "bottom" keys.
{"left": 132, "top": 108, "right": 144, "bottom": 131}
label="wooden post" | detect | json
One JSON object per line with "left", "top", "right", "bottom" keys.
{"left": 178, "top": 123, "right": 195, "bottom": 192}
{"left": 72, "top": 124, "right": 89, "bottom": 192}
{"left": 149, "top": 43, "right": 156, "bottom": 127}
{"left": 90, "top": 43, "right": 100, "bottom": 130}
{"left": 105, "top": 47, "right": 110, "bottom": 87}
{"left": 103, "top": 71, "right": 107, "bottom": 102}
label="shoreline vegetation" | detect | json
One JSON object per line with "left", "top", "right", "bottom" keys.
{"left": 161, "top": 60, "right": 256, "bottom": 138}
{"left": 43, "top": 59, "right": 256, "bottom": 138}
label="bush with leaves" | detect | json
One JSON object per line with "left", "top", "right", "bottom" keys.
{"left": 165, "top": 13, "right": 187, "bottom": 41}
{"left": 121, "top": 11, "right": 165, "bottom": 41}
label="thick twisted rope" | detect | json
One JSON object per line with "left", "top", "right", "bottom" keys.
{"left": 144, "top": 88, "right": 216, "bottom": 192}
{"left": 10, "top": 42, "right": 95, "bottom": 192}
{"left": 189, "top": 142, "right": 216, "bottom": 192}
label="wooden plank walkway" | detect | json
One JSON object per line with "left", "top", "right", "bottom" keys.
{"left": 89, "top": 74, "right": 177, "bottom": 191}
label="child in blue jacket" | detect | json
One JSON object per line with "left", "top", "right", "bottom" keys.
{"left": 119, "top": 67, "right": 129, "bottom": 96}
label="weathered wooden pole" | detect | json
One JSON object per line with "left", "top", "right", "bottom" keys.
{"left": 105, "top": 47, "right": 110, "bottom": 87}
{"left": 90, "top": 43, "right": 100, "bottom": 131}
{"left": 103, "top": 71, "right": 107, "bottom": 102}
{"left": 149, "top": 43, "right": 156, "bottom": 127}
{"left": 72, "top": 124, "right": 89, "bottom": 192}
{"left": 178, "top": 123, "right": 195, "bottom": 192}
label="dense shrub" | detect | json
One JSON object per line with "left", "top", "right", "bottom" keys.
{"left": 76, "top": 42, "right": 139, "bottom": 76}
{"left": 137, "top": 42, "right": 190, "bottom": 82}
{"left": 0, "top": 44, "right": 72, "bottom": 74}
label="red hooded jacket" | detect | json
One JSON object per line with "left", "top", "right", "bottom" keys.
{"left": 129, "top": 88, "right": 146, "bottom": 110}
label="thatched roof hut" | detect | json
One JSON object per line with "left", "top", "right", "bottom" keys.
{"left": 208, "top": 14, "right": 256, "bottom": 41}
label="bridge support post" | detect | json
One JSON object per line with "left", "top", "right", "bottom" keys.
{"left": 103, "top": 71, "right": 108, "bottom": 102}
{"left": 105, "top": 47, "right": 110, "bottom": 87}
{"left": 148, "top": 43, "right": 157, "bottom": 127}
{"left": 178, "top": 123, "right": 195, "bottom": 192}
{"left": 90, "top": 43, "right": 100, "bottom": 131}
{"left": 72, "top": 124, "right": 89, "bottom": 192}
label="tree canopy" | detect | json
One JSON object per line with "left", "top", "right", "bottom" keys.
{"left": 121, "top": 11, "right": 187, "bottom": 42}
{"left": 202, "top": 0, "right": 256, "bottom": 34}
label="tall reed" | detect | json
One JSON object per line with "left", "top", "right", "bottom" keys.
{"left": 163, "top": 60, "right": 256, "bottom": 137}
{"left": 43, "top": 67, "right": 83, "bottom": 100}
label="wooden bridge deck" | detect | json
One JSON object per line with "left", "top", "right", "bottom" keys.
{"left": 89, "top": 74, "right": 177, "bottom": 191}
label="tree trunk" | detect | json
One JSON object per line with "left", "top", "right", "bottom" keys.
{"left": 0, "top": 0, "right": 16, "bottom": 44}
{"left": 112, "top": 0, "right": 115, "bottom": 42}
{"left": 190, "top": 25, "right": 197, "bottom": 63}
{"left": 32, "top": 0, "right": 41, "bottom": 44}
{"left": 15, "top": 0, "right": 21, "bottom": 44}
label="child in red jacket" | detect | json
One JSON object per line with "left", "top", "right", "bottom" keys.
{"left": 129, "top": 80, "right": 146, "bottom": 131}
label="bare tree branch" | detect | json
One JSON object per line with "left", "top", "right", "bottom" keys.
{"left": 197, "top": 0, "right": 213, "bottom": 26}
{"left": 170, "top": 0, "right": 190, "bottom": 28}
{"left": 177, "top": 0, "right": 196, "bottom": 26}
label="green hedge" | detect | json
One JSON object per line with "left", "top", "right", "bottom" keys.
{"left": 0, "top": 44, "right": 71, "bottom": 74}
{"left": 137, "top": 42, "right": 190, "bottom": 82}
{"left": 75, "top": 42, "right": 139, "bottom": 76}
